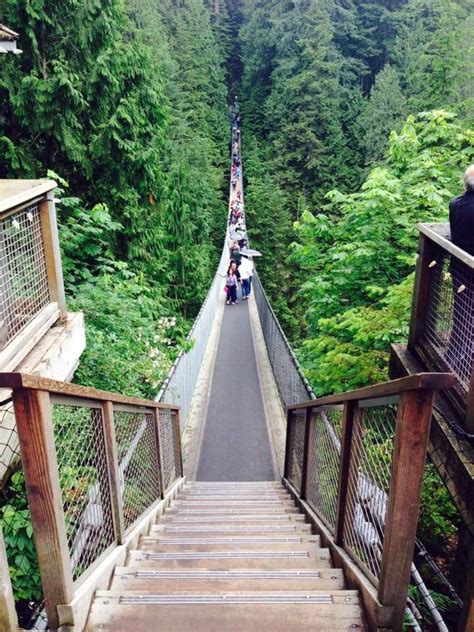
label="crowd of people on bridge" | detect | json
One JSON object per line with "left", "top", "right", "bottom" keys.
{"left": 225, "top": 103, "right": 254, "bottom": 306}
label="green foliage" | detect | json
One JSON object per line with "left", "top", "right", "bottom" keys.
{"left": 418, "top": 462, "right": 461, "bottom": 551}
{"left": 291, "top": 111, "right": 474, "bottom": 394}
{"left": 1, "top": 472, "right": 41, "bottom": 601}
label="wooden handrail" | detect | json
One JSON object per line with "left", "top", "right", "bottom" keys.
{"left": 283, "top": 373, "right": 455, "bottom": 630}
{"left": 0, "top": 372, "right": 180, "bottom": 410}
{"left": 286, "top": 372, "right": 454, "bottom": 411}
{"left": 417, "top": 222, "right": 474, "bottom": 269}
{"left": 5, "top": 371, "right": 182, "bottom": 629}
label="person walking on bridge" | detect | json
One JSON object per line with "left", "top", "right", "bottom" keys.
{"left": 239, "top": 255, "right": 253, "bottom": 300}
{"left": 225, "top": 264, "right": 239, "bottom": 305}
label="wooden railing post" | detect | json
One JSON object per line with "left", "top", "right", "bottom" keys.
{"left": 12, "top": 388, "right": 73, "bottom": 630}
{"left": 283, "top": 408, "right": 293, "bottom": 480}
{"left": 378, "top": 388, "right": 435, "bottom": 630}
{"left": 39, "top": 192, "right": 67, "bottom": 318}
{"left": 407, "top": 232, "right": 439, "bottom": 351}
{"left": 173, "top": 409, "right": 184, "bottom": 478}
{"left": 153, "top": 409, "right": 165, "bottom": 499}
{"left": 300, "top": 407, "right": 313, "bottom": 500}
{"left": 102, "top": 401, "right": 125, "bottom": 544}
{"left": 334, "top": 401, "right": 356, "bottom": 545}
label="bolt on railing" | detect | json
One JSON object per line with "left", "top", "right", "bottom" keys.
{"left": 0, "top": 372, "right": 183, "bottom": 630}
{"left": 409, "top": 223, "right": 474, "bottom": 433}
{"left": 0, "top": 181, "right": 66, "bottom": 371}
{"left": 283, "top": 372, "right": 454, "bottom": 631}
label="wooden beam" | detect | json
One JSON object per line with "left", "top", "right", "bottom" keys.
{"left": 39, "top": 193, "right": 67, "bottom": 318}
{"left": 0, "top": 371, "right": 180, "bottom": 411}
{"left": 334, "top": 401, "right": 356, "bottom": 545}
{"left": 0, "top": 522, "right": 18, "bottom": 632}
{"left": 299, "top": 407, "right": 313, "bottom": 500}
{"left": 378, "top": 388, "right": 435, "bottom": 630}
{"left": 287, "top": 372, "right": 454, "bottom": 411}
{"left": 389, "top": 344, "right": 474, "bottom": 534}
{"left": 102, "top": 401, "right": 125, "bottom": 545}
{"left": 408, "top": 232, "right": 440, "bottom": 349}
{"left": 417, "top": 223, "right": 474, "bottom": 269}
{"left": 172, "top": 409, "right": 184, "bottom": 478}
{"left": 12, "top": 388, "right": 74, "bottom": 629}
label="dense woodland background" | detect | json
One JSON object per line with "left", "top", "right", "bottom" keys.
{"left": 1, "top": 0, "right": 474, "bottom": 626}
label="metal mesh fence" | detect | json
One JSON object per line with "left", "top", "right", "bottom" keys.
{"left": 343, "top": 403, "right": 396, "bottom": 581}
{"left": 114, "top": 408, "right": 161, "bottom": 531}
{"left": 306, "top": 408, "right": 343, "bottom": 532}
{"left": 51, "top": 402, "right": 115, "bottom": 582}
{"left": 253, "top": 272, "right": 314, "bottom": 407}
{"left": 285, "top": 409, "right": 306, "bottom": 493}
{"left": 157, "top": 241, "right": 228, "bottom": 428}
{"left": 421, "top": 248, "right": 474, "bottom": 414}
{"left": 0, "top": 205, "right": 51, "bottom": 351}
{"left": 159, "top": 408, "right": 181, "bottom": 490}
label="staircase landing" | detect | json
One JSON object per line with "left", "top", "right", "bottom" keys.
{"left": 85, "top": 482, "right": 367, "bottom": 631}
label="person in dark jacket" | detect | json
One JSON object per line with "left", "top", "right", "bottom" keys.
{"left": 446, "top": 165, "right": 474, "bottom": 375}
{"left": 449, "top": 165, "right": 474, "bottom": 255}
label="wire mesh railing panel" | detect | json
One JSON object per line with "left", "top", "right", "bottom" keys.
{"left": 0, "top": 205, "right": 51, "bottom": 351}
{"left": 158, "top": 241, "right": 228, "bottom": 428}
{"left": 113, "top": 408, "right": 161, "bottom": 531}
{"left": 421, "top": 249, "right": 474, "bottom": 411}
{"left": 285, "top": 409, "right": 306, "bottom": 493}
{"left": 253, "top": 272, "right": 313, "bottom": 407}
{"left": 51, "top": 402, "right": 115, "bottom": 582}
{"left": 306, "top": 408, "right": 343, "bottom": 533}
{"left": 343, "top": 403, "right": 396, "bottom": 581}
{"left": 159, "top": 408, "right": 181, "bottom": 490}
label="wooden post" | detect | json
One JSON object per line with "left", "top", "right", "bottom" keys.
{"left": 283, "top": 408, "right": 293, "bottom": 481}
{"left": 39, "top": 192, "right": 67, "bottom": 318}
{"left": 172, "top": 408, "right": 184, "bottom": 478}
{"left": 102, "top": 402, "right": 125, "bottom": 545}
{"left": 153, "top": 408, "right": 165, "bottom": 499}
{"left": 12, "top": 388, "right": 74, "bottom": 630}
{"left": 0, "top": 522, "right": 18, "bottom": 632}
{"left": 407, "top": 233, "right": 439, "bottom": 350}
{"left": 300, "top": 407, "right": 313, "bottom": 500}
{"left": 378, "top": 388, "right": 435, "bottom": 630}
{"left": 334, "top": 401, "right": 356, "bottom": 545}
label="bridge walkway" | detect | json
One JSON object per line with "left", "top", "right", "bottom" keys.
{"left": 194, "top": 141, "right": 276, "bottom": 482}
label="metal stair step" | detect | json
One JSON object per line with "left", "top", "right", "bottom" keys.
{"left": 110, "top": 567, "right": 346, "bottom": 592}
{"left": 126, "top": 548, "right": 333, "bottom": 569}
{"left": 159, "top": 513, "right": 306, "bottom": 524}
{"left": 150, "top": 524, "right": 312, "bottom": 536}
{"left": 138, "top": 536, "right": 321, "bottom": 552}
{"left": 86, "top": 590, "right": 365, "bottom": 631}
{"left": 165, "top": 507, "right": 298, "bottom": 516}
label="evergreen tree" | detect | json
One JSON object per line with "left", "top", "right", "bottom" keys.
{"left": 358, "top": 64, "right": 407, "bottom": 164}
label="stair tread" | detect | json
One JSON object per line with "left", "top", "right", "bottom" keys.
{"left": 110, "top": 567, "right": 346, "bottom": 592}
{"left": 126, "top": 549, "right": 333, "bottom": 569}
{"left": 138, "top": 538, "right": 321, "bottom": 552}
{"left": 86, "top": 595, "right": 365, "bottom": 631}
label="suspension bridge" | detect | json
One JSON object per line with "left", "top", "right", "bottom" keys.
{"left": 0, "top": 118, "right": 473, "bottom": 632}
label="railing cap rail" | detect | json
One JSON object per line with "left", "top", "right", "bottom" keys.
{"left": 0, "top": 372, "right": 179, "bottom": 410}
{"left": 417, "top": 222, "right": 474, "bottom": 268}
{"left": 287, "top": 372, "right": 455, "bottom": 411}
{"left": 0, "top": 178, "right": 57, "bottom": 215}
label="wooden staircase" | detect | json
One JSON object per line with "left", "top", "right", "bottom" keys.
{"left": 85, "top": 481, "right": 367, "bottom": 631}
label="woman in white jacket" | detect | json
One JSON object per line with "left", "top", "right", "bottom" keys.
{"left": 239, "top": 255, "right": 254, "bottom": 300}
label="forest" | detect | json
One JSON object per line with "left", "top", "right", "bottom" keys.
{"left": 1, "top": 0, "right": 474, "bottom": 629}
